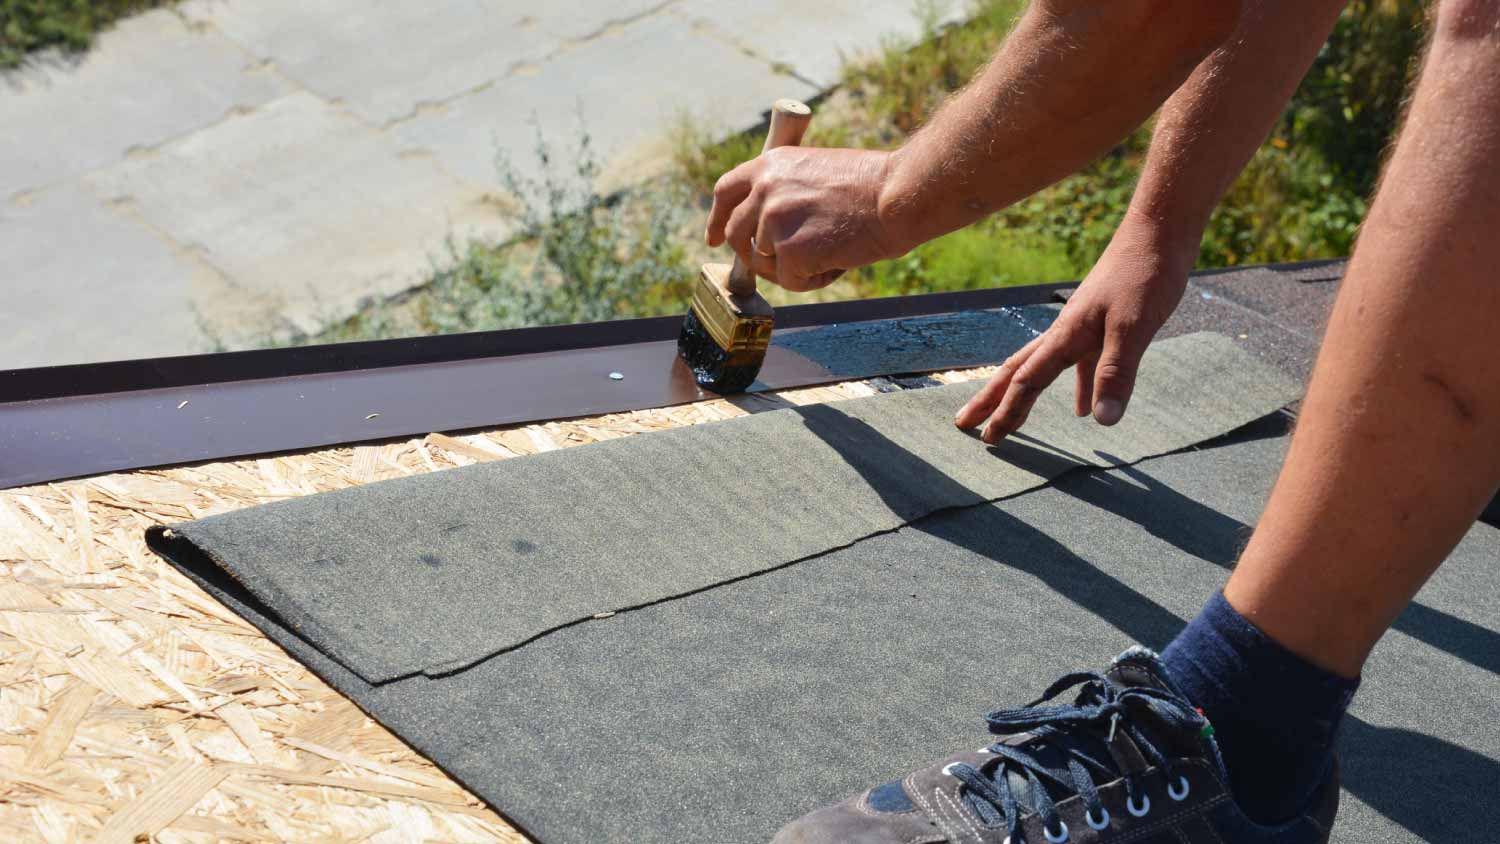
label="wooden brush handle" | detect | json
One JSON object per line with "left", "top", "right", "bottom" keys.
{"left": 727, "top": 99, "right": 813, "bottom": 297}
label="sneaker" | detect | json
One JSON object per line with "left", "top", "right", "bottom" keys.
{"left": 771, "top": 647, "right": 1338, "bottom": 844}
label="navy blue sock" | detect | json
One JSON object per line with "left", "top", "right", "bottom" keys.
{"left": 1161, "top": 591, "right": 1360, "bottom": 824}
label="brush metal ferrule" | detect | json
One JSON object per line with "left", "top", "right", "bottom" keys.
{"left": 691, "top": 263, "right": 774, "bottom": 353}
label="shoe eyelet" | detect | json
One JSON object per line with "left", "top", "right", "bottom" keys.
{"left": 1127, "top": 794, "right": 1151, "bottom": 817}
{"left": 1043, "top": 819, "right": 1069, "bottom": 843}
{"left": 1085, "top": 807, "right": 1110, "bottom": 830}
{"left": 942, "top": 762, "right": 962, "bottom": 777}
{"left": 1168, "top": 775, "right": 1190, "bottom": 801}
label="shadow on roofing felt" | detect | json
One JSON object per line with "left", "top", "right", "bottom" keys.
{"left": 919, "top": 498, "right": 1187, "bottom": 647}
{"left": 795, "top": 403, "right": 1500, "bottom": 679}
{"left": 1056, "top": 462, "right": 1251, "bottom": 564}
{"left": 792, "top": 401, "right": 1203, "bottom": 648}
{"left": 1341, "top": 716, "right": 1498, "bottom": 841}
{"left": 1050, "top": 449, "right": 1500, "bottom": 680}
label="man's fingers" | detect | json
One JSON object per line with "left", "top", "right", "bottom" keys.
{"left": 808, "top": 268, "right": 846, "bottom": 288}
{"left": 747, "top": 242, "right": 778, "bottom": 281}
{"left": 784, "top": 267, "right": 845, "bottom": 292}
{"left": 767, "top": 234, "right": 838, "bottom": 291}
{"left": 1091, "top": 327, "right": 1148, "bottom": 426}
{"left": 1074, "top": 355, "right": 1097, "bottom": 418}
{"left": 749, "top": 216, "right": 782, "bottom": 282}
{"left": 705, "top": 162, "right": 757, "bottom": 247}
{"left": 981, "top": 332, "right": 1086, "bottom": 442}
{"left": 722, "top": 189, "right": 764, "bottom": 268}
{"left": 955, "top": 337, "right": 1042, "bottom": 430}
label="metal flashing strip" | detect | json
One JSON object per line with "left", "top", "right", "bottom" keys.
{"left": 0, "top": 282, "right": 1077, "bottom": 403}
{"left": 1, "top": 283, "right": 1075, "bottom": 490}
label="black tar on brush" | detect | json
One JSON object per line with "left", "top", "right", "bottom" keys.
{"left": 678, "top": 99, "right": 812, "bottom": 393}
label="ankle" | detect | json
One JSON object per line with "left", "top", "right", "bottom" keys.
{"left": 1162, "top": 591, "right": 1359, "bottom": 823}
{"left": 1223, "top": 579, "right": 1370, "bottom": 679}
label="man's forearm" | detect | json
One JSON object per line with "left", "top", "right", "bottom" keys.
{"left": 1124, "top": 0, "right": 1349, "bottom": 251}
{"left": 881, "top": 0, "right": 1241, "bottom": 248}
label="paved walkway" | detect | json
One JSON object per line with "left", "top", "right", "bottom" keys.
{"left": 2, "top": 0, "right": 956, "bottom": 369}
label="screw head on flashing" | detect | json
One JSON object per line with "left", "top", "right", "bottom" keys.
{"left": 609, "top": 372, "right": 625, "bottom": 381}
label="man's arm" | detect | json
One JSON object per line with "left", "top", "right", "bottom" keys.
{"left": 876, "top": 0, "right": 1242, "bottom": 244}
{"left": 956, "top": 0, "right": 1350, "bottom": 441}
{"left": 705, "top": 0, "right": 1242, "bottom": 290}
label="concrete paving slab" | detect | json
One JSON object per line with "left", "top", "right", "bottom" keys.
{"left": 677, "top": 0, "right": 966, "bottom": 89}
{"left": 181, "top": 0, "right": 670, "bottom": 126}
{"left": 391, "top": 10, "right": 819, "bottom": 195}
{"left": 0, "top": 9, "right": 291, "bottom": 199}
{"left": 85, "top": 92, "right": 508, "bottom": 338}
{"left": 0, "top": 184, "right": 213, "bottom": 368}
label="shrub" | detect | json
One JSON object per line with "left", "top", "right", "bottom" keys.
{"left": 1288, "top": 0, "right": 1427, "bottom": 200}
{"left": 0, "top": 0, "right": 168, "bottom": 67}
{"left": 303, "top": 128, "right": 695, "bottom": 344}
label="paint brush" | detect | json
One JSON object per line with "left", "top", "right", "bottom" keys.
{"left": 678, "top": 98, "right": 813, "bottom": 393}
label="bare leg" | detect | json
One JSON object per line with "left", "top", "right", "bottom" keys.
{"left": 1225, "top": 0, "right": 1500, "bottom": 679}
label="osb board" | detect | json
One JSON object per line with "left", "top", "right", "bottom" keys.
{"left": 0, "top": 368, "right": 994, "bottom": 844}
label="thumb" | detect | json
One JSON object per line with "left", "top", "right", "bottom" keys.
{"left": 1091, "top": 327, "right": 1149, "bottom": 426}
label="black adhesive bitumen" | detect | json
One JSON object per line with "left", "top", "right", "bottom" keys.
{"left": 677, "top": 306, "right": 761, "bottom": 393}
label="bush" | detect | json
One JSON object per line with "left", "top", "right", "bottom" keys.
{"left": 0, "top": 0, "right": 168, "bottom": 67}
{"left": 1289, "top": 0, "right": 1427, "bottom": 200}
{"left": 1195, "top": 0, "right": 1424, "bottom": 268}
{"left": 1199, "top": 143, "right": 1367, "bottom": 267}
{"left": 304, "top": 128, "right": 695, "bottom": 344}
{"left": 496, "top": 131, "right": 694, "bottom": 326}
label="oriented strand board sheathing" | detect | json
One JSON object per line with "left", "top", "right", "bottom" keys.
{"left": 0, "top": 367, "right": 979, "bottom": 844}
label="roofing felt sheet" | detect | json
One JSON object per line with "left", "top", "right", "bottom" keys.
{"left": 146, "top": 332, "right": 1321, "bottom": 841}
{"left": 149, "top": 332, "right": 1296, "bottom": 685}
{"left": 151, "top": 422, "right": 1500, "bottom": 844}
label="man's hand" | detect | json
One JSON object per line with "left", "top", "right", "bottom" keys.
{"left": 705, "top": 147, "right": 907, "bottom": 291}
{"left": 954, "top": 217, "right": 1195, "bottom": 442}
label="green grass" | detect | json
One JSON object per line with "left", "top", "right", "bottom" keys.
{"left": 861, "top": 224, "right": 1080, "bottom": 297}
{"left": 1, "top": 0, "right": 171, "bottom": 68}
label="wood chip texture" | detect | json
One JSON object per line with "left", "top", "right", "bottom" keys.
{"left": 0, "top": 370, "right": 992, "bottom": 843}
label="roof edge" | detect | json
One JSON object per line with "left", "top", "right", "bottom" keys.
{"left": 3, "top": 282, "right": 1079, "bottom": 403}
